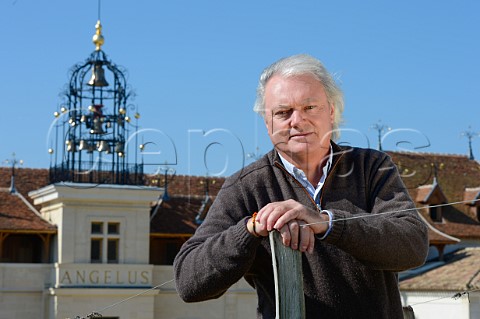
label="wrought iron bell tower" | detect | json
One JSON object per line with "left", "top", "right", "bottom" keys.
{"left": 49, "top": 20, "right": 143, "bottom": 185}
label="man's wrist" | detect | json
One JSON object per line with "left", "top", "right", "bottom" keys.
{"left": 315, "top": 210, "right": 333, "bottom": 240}
{"left": 246, "top": 213, "right": 260, "bottom": 237}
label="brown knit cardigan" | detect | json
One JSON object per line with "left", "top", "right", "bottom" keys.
{"left": 174, "top": 142, "right": 429, "bottom": 319}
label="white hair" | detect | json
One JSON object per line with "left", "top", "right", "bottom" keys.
{"left": 253, "top": 54, "right": 344, "bottom": 141}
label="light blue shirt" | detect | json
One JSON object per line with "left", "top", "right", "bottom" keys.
{"left": 279, "top": 146, "right": 334, "bottom": 239}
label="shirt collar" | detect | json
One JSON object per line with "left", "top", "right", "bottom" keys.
{"left": 278, "top": 144, "right": 333, "bottom": 186}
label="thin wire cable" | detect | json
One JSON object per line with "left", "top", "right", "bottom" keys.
{"left": 99, "top": 279, "right": 174, "bottom": 313}
{"left": 408, "top": 288, "right": 480, "bottom": 307}
{"left": 71, "top": 274, "right": 480, "bottom": 318}
{"left": 70, "top": 199, "right": 480, "bottom": 318}
{"left": 302, "top": 198, "right": 480, "bottom": 228}
{"left": 69, "top": 251, "right": 480, "bottom": 317}
{"left": 73, "top": 279, "right": 174, "bottom": 319}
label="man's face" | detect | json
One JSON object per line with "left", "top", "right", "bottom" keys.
{"left": 264, "top": 74, "right": 334, "bottom": 163}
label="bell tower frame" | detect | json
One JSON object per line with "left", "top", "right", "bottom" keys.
{"left": 49, "top": 20, "right": 143, "bottom": 185}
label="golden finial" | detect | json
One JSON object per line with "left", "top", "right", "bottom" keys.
{"left": 92, "top": 20, "right": 105, "bottom": 51}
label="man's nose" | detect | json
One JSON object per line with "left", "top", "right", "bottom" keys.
{"left": 290, "top": 109, "right": 305, "bottom": 126}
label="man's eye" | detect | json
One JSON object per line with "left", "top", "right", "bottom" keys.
{"left": 274, "top": 110, "right": 290, "bottom": 117}
{"left": 305, "top": 105, "right": 316, "bottom": 111}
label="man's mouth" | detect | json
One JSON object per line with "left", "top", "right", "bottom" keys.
{"left": 289, "top": 132, "right": 311, "bottom": 140}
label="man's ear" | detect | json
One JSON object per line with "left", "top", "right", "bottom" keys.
{"left": 329, "top": 103, "right": 335, "bottom": 124}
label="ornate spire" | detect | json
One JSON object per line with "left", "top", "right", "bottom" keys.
{"left": 370, "top": 120, "right": 391, "bottom": 151}
{"left": 92, "top": 20, "right": 105, "bottom": 51}
{"left": 461, "top": 126, "right": 479, "bottom": 160}
{"left": 4, "top": 153, "right": 23, "bottom": 194}
{"left": 49, "top": 16, "right": 144, "bottom": 186}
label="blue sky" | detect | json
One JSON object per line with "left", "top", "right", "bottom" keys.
{"left": 1, "top": 0, "right": 479, "bottom": 177}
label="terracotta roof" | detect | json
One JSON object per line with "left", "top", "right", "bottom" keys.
{"left": 0, "top": 168, "right": 227, "bottom": 236}
{"left": 2, "top": 152, "right": 480, "bottom": 240}
{"left": 0, "top": 188, "right": 55, "bottom": 232}
{"left": 0, "top": 168, "right": 50, "bottom": 196}
{"left": 150, "top": 195, "right": 214, "bottom": 235}
{"left": 388, "top": 151, "right": 480, "bottom": 240}
{"left": 417, "top": 213, "right": 460, "bottom": 245}
{"left": 145, "top": 174, "right": 224, "bottom": 197}
{"left": 146, "top": 175, "right": 225, "bottom": 236}
{"left": 464, "top": 187, "right": 480, "bottom": 205}
{"left": 0, "top": 168, "right": 56, "bottom": 232}
{"left": 400, "top": 247, "right": 480, "bottom": 291}
{"left": 388, "top": 152, "right": 480, "bottom": 200}
{"left": 415, "top": 182, "right": 447, "bottom": 204}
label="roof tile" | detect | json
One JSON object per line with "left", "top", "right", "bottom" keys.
{"left": 400, "top": 247, "right": 480, "bottom": 291}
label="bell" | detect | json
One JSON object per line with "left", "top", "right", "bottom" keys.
{"left": 79, "top": 140, "right": 94, "bottom": 153}
{"left": 90, "top": 118, "right": 105, "bottom": 134}
{"left": 66, "top": 140, "right": 76, "bottom": 152}
{"left": 115, "top": 142, "right": 124, "bottom": 154}
{"left": 87, "top": 63, "right": 109, "bottom": 87}
{"left": 97, "top": 140, "right": 111, "bottom": 153}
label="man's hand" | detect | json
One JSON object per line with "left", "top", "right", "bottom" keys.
{"left": 249, "top": 199, "right": 330, "bottom": 253}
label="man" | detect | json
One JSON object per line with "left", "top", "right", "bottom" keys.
{"left": 174, "top": 54, "right": 429, "bottom": 318}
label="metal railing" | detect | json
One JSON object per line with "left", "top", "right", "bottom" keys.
{"left": 49, "top": 161, "right": 144, "bottom": 185}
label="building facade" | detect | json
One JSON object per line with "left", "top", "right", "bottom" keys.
{"left": 0, "top": 169, "right": 256, "bottom": 319}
